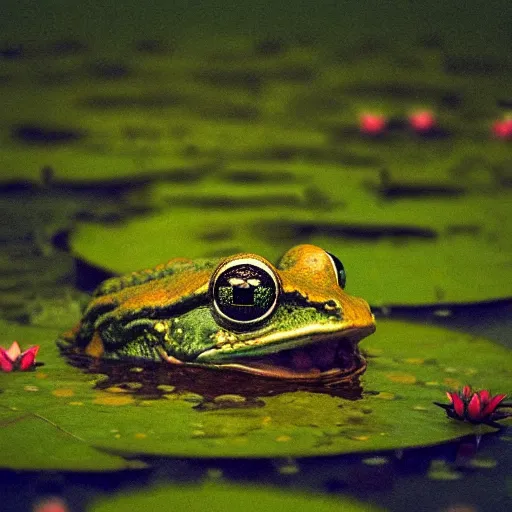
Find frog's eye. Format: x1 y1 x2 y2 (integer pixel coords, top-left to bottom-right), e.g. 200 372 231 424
211 257 280 329
326 252 346 289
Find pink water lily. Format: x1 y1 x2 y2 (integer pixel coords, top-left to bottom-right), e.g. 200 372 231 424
435 385 511 428
359 113 387 135
0 341 39 372
408 110 437 134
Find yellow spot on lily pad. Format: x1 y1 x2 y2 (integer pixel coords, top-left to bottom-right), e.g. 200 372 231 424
350 435 369 441
52 388 74 398
413 405 428 411
262 416 272 425
24 385 39 392
35 372 48 379
404 358 425 365
375 392 395 400
134 433 147 439
443 378 461 387
386 373 417 384
105 386 130 394
425 381 440 386
276 435 292 442
365 348 383 356
68 401 84 406
93 395 134 406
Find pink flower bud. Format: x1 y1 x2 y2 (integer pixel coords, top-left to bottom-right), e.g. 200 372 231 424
360 113 387 135
492 118 512 139
409 110 436 133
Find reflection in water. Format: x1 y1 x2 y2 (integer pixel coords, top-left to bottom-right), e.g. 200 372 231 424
63 353 364 407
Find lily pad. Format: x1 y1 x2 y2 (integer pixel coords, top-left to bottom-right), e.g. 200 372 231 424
0 321 141 471
1 318 510 469
0 408 137 471
70 202 512 305
90 482 384 512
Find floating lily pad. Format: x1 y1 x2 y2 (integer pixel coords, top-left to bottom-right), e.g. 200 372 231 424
0 408 137 471
0 322 141 471
90 482 384 512
70 201 512 305
1 318 510 470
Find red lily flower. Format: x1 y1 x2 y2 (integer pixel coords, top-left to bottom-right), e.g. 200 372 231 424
360 113 387 135
0 341 39 372
435 385 511 428
408 110 437 134
492 117 512 139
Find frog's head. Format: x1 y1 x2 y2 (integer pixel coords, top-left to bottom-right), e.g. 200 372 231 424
66 244 375 385
190 244 376 383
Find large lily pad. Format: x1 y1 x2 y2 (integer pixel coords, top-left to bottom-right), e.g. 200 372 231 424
70 201 512 305
90 481 384 512
1 318 510 470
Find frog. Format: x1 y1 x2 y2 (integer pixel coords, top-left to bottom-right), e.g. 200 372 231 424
58 244 376 384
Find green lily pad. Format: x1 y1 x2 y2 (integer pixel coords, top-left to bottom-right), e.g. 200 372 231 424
1 318 510 470
0 321 141 471
0 408 137 471
70 200 512 305
89 481 384 512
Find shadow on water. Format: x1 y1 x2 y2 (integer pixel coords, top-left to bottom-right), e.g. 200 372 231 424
63 353 364 407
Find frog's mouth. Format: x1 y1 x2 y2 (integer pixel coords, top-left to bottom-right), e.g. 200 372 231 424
191 326 374 383
210 338 365 382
